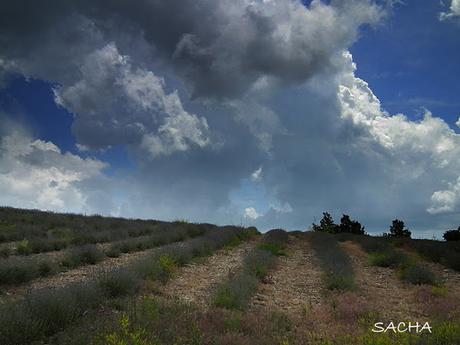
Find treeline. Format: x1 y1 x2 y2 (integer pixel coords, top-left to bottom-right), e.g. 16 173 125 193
312 212 460 241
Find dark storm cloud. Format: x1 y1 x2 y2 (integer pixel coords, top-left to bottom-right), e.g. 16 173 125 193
2 0 460 236
0 0 382 99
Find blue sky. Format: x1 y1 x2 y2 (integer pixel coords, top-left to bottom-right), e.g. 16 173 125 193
351 0 460 126
0 0 459 237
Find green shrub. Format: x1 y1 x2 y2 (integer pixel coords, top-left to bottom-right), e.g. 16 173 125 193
213 271 258 310
16 239 32 255
0 283 104 345
257 242 286 256
98 269 141 298
401 265 438 286
213 246 277 310
37 260 55 277
105 246 122 258
308 232 356 292
0 258 38 285
327 274 356 291
368 250 410 268
61 245 105 268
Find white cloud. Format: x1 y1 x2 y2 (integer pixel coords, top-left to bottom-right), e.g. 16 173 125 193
336 50 460 216
456 117 460 128
427 181 460 214
270 201 293 214
244 207 261 220
0 130 107 213
440 0 460 19
54 43 211 157
251 167 263 182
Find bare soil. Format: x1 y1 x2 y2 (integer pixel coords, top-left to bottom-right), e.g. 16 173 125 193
159 240 257 308
341 241 426 321
249 236 324 314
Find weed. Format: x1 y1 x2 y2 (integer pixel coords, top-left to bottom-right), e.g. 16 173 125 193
16 239 32 255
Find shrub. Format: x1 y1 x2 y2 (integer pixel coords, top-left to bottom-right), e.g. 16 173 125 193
154 255 179 283
214 271 259 310
257 242 286 256
0 282 104 345
213 245 277 310
37 260 55 277
61 245 105 268
368 250 410 268
0 257 39 285
308 231 355 291
16 239 33 255
98 269 141 298
0 246 11 258
401 265 438 286
105 246 122 258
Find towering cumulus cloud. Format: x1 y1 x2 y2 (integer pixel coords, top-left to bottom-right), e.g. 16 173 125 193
0 0 459 234
0 120 107 213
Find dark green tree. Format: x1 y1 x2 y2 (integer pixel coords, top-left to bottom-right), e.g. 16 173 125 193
338 214 365 235
443 226 460 241
312 212 338 233
387 219 411 238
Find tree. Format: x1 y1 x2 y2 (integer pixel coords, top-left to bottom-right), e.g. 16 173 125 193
387 219 411 238
312 212 338 233
338 214 366 235
443 227 460 241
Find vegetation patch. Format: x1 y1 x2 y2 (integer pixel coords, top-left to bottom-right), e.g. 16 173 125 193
0 225 255 345
308 231 356 292
61 245 105 268
213 229 287 310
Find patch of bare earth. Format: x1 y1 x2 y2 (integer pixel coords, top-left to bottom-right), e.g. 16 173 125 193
160 240 257 308
341 241 425 321
249 236 323 314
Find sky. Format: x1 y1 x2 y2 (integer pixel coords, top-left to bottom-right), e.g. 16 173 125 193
0 0 459 238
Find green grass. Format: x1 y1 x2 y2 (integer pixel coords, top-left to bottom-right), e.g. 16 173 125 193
257 242 286 256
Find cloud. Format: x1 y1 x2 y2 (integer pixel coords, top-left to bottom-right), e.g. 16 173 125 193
244 207 261 220
2 0 460 235
251 167 263 182
54 43 211 156
427 179 460 214
0 0 383 100
0 123 108 213
440 0 460 20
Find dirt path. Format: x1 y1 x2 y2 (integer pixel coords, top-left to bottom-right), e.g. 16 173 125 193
249 236 323 314
341 241 426 321
160 240 257 308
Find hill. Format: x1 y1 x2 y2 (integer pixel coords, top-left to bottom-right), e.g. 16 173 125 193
0 207 459 345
